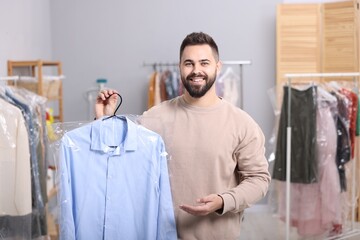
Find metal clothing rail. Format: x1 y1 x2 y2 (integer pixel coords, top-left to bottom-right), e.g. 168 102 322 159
43 75 66 80
0 76 19 81
284 72 360 240
142 60 252 109
1 75 66 90
0 75 65 82
0 76 19 86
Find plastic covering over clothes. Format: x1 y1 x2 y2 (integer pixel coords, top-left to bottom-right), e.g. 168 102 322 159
268 81 359 239
0 86 49 239
216 67 241 106
273 85 318 183
50 115 177 240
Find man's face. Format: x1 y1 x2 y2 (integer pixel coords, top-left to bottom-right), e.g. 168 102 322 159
179 44 219 98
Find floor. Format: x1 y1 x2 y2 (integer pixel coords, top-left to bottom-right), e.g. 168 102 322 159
240 205 360 240
46 204 360 240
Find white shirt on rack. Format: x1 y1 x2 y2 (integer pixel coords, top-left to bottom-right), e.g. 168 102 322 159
0 98 31 216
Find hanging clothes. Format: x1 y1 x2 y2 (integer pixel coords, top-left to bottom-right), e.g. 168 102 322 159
273 85 318 183
154 72 161 106
216 67 240 106
338 88 358 159
58 116 177 240
0 85 48 239
273 82 360 238
10 87 49 204
326 81 359 192
0 97 32 239
331 91 351 192
160 70 178 101
277 87 342 237
147 71 157 109
147 68 181 108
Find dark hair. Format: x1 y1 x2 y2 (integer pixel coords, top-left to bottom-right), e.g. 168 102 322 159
179 32 219 61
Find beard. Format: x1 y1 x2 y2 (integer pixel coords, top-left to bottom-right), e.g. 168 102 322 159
181 71 217 98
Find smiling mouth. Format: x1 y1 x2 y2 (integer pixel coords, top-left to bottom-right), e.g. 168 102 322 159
190 77 204 82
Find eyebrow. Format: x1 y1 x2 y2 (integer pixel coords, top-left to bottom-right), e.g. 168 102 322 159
199 59 210 63
182 59 211 63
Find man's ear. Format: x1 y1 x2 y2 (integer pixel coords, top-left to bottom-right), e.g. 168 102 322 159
216 61 223 75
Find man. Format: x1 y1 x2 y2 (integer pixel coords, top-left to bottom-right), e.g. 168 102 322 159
96 32 271 239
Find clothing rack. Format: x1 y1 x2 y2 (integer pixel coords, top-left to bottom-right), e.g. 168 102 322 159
284 72 360 240
142 60 252 109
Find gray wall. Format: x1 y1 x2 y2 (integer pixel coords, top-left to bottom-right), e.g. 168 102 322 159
0 0 52 75
50 0 281 156
0 1 283 158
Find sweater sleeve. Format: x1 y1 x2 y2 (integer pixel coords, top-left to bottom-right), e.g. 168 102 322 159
220 121 271 214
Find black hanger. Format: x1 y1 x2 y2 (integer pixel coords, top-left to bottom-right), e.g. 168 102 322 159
102 93 123 121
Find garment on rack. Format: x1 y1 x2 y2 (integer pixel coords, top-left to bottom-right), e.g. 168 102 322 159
160 70 170 102
148 72 156 108
59 117 177 240
273 85 318 183
10 87 49 204
0 97 32 239
160 70 178 101
356 97 360 136
216 67 240 106
154 72 161 106
331 91 351 192
338 88 358 159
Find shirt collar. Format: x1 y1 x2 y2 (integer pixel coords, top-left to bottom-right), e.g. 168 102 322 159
90 116 138 154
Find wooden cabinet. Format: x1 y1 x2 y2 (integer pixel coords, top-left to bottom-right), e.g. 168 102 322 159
7 60 64 122
276 0 358 85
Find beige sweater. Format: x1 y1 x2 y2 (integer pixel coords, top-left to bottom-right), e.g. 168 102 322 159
141 96 271 240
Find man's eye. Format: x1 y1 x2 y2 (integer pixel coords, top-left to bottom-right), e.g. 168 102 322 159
201 62 209 66
185 62 193 66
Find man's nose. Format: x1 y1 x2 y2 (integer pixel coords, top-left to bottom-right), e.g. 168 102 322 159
193 64 201 74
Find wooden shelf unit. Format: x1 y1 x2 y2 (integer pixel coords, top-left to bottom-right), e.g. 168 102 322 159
7 60 64 122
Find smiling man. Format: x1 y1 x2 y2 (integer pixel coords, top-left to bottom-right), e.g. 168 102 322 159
96 32 271 239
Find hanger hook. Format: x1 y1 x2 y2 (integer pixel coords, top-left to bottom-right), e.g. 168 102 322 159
112 93 123 115
102 93 123 121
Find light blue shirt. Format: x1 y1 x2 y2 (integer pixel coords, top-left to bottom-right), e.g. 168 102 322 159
59 116 177 240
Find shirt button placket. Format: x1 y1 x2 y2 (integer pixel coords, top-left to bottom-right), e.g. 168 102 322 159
104 155 114 239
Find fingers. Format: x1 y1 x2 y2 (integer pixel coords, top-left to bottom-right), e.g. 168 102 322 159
98 89 119 101
179 194 223 216
197 194 218 204
179 204 209 216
